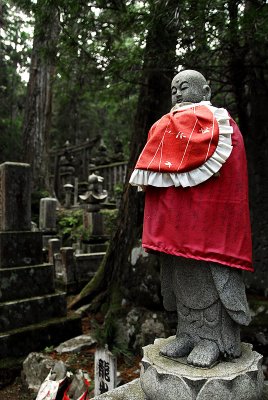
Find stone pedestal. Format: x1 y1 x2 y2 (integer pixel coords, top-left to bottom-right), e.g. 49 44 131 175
140 337 264 400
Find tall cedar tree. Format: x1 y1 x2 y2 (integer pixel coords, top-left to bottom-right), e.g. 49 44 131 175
70 0 179 311
21 1 60 191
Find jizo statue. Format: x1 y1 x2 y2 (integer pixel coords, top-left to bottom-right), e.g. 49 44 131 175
130 70 253 368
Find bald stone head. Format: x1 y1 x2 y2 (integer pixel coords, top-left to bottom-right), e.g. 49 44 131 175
171 70 211 106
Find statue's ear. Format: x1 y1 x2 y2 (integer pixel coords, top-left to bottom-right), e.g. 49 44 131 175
202 84 211 101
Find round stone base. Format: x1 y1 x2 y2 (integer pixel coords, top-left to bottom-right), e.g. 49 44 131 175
140 336 264 400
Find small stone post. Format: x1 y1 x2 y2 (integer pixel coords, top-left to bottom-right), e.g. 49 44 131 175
64 183 73 209
60 247 75 284
48 238 61 265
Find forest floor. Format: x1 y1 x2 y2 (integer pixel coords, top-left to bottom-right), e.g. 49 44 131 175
0 314 142 400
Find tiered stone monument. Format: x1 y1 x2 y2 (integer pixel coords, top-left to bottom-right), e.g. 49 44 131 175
0 162 81 359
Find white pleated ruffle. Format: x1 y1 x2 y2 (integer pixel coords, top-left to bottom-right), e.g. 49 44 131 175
129 103 233 188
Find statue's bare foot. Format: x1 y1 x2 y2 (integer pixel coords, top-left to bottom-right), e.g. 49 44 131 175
187 339 219 368
160 334 194 358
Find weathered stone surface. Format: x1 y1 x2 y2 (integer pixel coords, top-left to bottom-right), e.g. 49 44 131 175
91 378 268 400
0 314 82 358
87 243 108 253
55 334 96 354
0 162 31 231
43 235 58 251
0 263 54 302
0 292 66 331
0 231 43 268
48 238 61 264
22 352 56 391
75 253 105 283
92 212 104 236
92 378 144 400
140 337 264 400
59 247 75 284
39 197 57 232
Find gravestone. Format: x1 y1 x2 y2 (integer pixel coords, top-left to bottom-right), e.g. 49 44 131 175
39 198 57 232
48 238 61 265
0 162 31 231
94 347 117 396
0 162 82 359
54 247 77 293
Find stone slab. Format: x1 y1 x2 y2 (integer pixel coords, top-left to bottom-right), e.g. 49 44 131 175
0 231 43 268
55 334 96 354
0 292 67 331
75 252 105 282
0 162 31 231
140 336 264 400
0 314 82 358
0 263 55 302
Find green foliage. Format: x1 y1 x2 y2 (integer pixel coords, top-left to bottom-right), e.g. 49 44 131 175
100 209 119 236
0 2 32 163
43 345 54 353
57 209 84 245
91 314 132 360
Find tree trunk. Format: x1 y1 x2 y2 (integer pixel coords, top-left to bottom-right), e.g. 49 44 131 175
242 0 268 289
70 0 179 310
22 1 60 191
227 0 268 288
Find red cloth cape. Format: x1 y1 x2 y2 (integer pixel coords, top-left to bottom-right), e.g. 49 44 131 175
142 118 253 271
136 105 219 173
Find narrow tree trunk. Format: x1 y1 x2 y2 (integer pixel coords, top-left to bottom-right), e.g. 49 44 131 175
22 1 60 191
70 0 180 310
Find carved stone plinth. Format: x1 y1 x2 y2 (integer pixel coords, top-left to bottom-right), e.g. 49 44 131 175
140 337 264 400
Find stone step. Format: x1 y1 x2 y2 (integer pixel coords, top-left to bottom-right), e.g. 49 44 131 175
0 292 67 332
0 314 82 358
0 263 55 302
0 231 43 268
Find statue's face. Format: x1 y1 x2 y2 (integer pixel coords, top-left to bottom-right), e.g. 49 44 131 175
171 70 211 106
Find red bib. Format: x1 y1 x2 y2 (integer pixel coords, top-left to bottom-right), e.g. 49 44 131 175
136 105 219 173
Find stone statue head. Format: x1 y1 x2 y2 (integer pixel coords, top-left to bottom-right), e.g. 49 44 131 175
171 70 211 106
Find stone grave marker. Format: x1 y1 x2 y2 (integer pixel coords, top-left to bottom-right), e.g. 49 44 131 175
0 162 82 358
39 197 58 232
94 346 117 396
0 162 31 231
48 238 61 265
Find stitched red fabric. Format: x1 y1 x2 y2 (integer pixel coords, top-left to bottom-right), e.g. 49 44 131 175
142 118 253 271
136 105 219 173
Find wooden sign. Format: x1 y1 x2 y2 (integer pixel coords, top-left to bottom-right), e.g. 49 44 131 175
94 346 117 396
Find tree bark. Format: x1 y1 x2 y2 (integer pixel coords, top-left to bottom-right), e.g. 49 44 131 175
70 0 179 310
227 0 268 288
242 0 268 288
22 1 60 191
